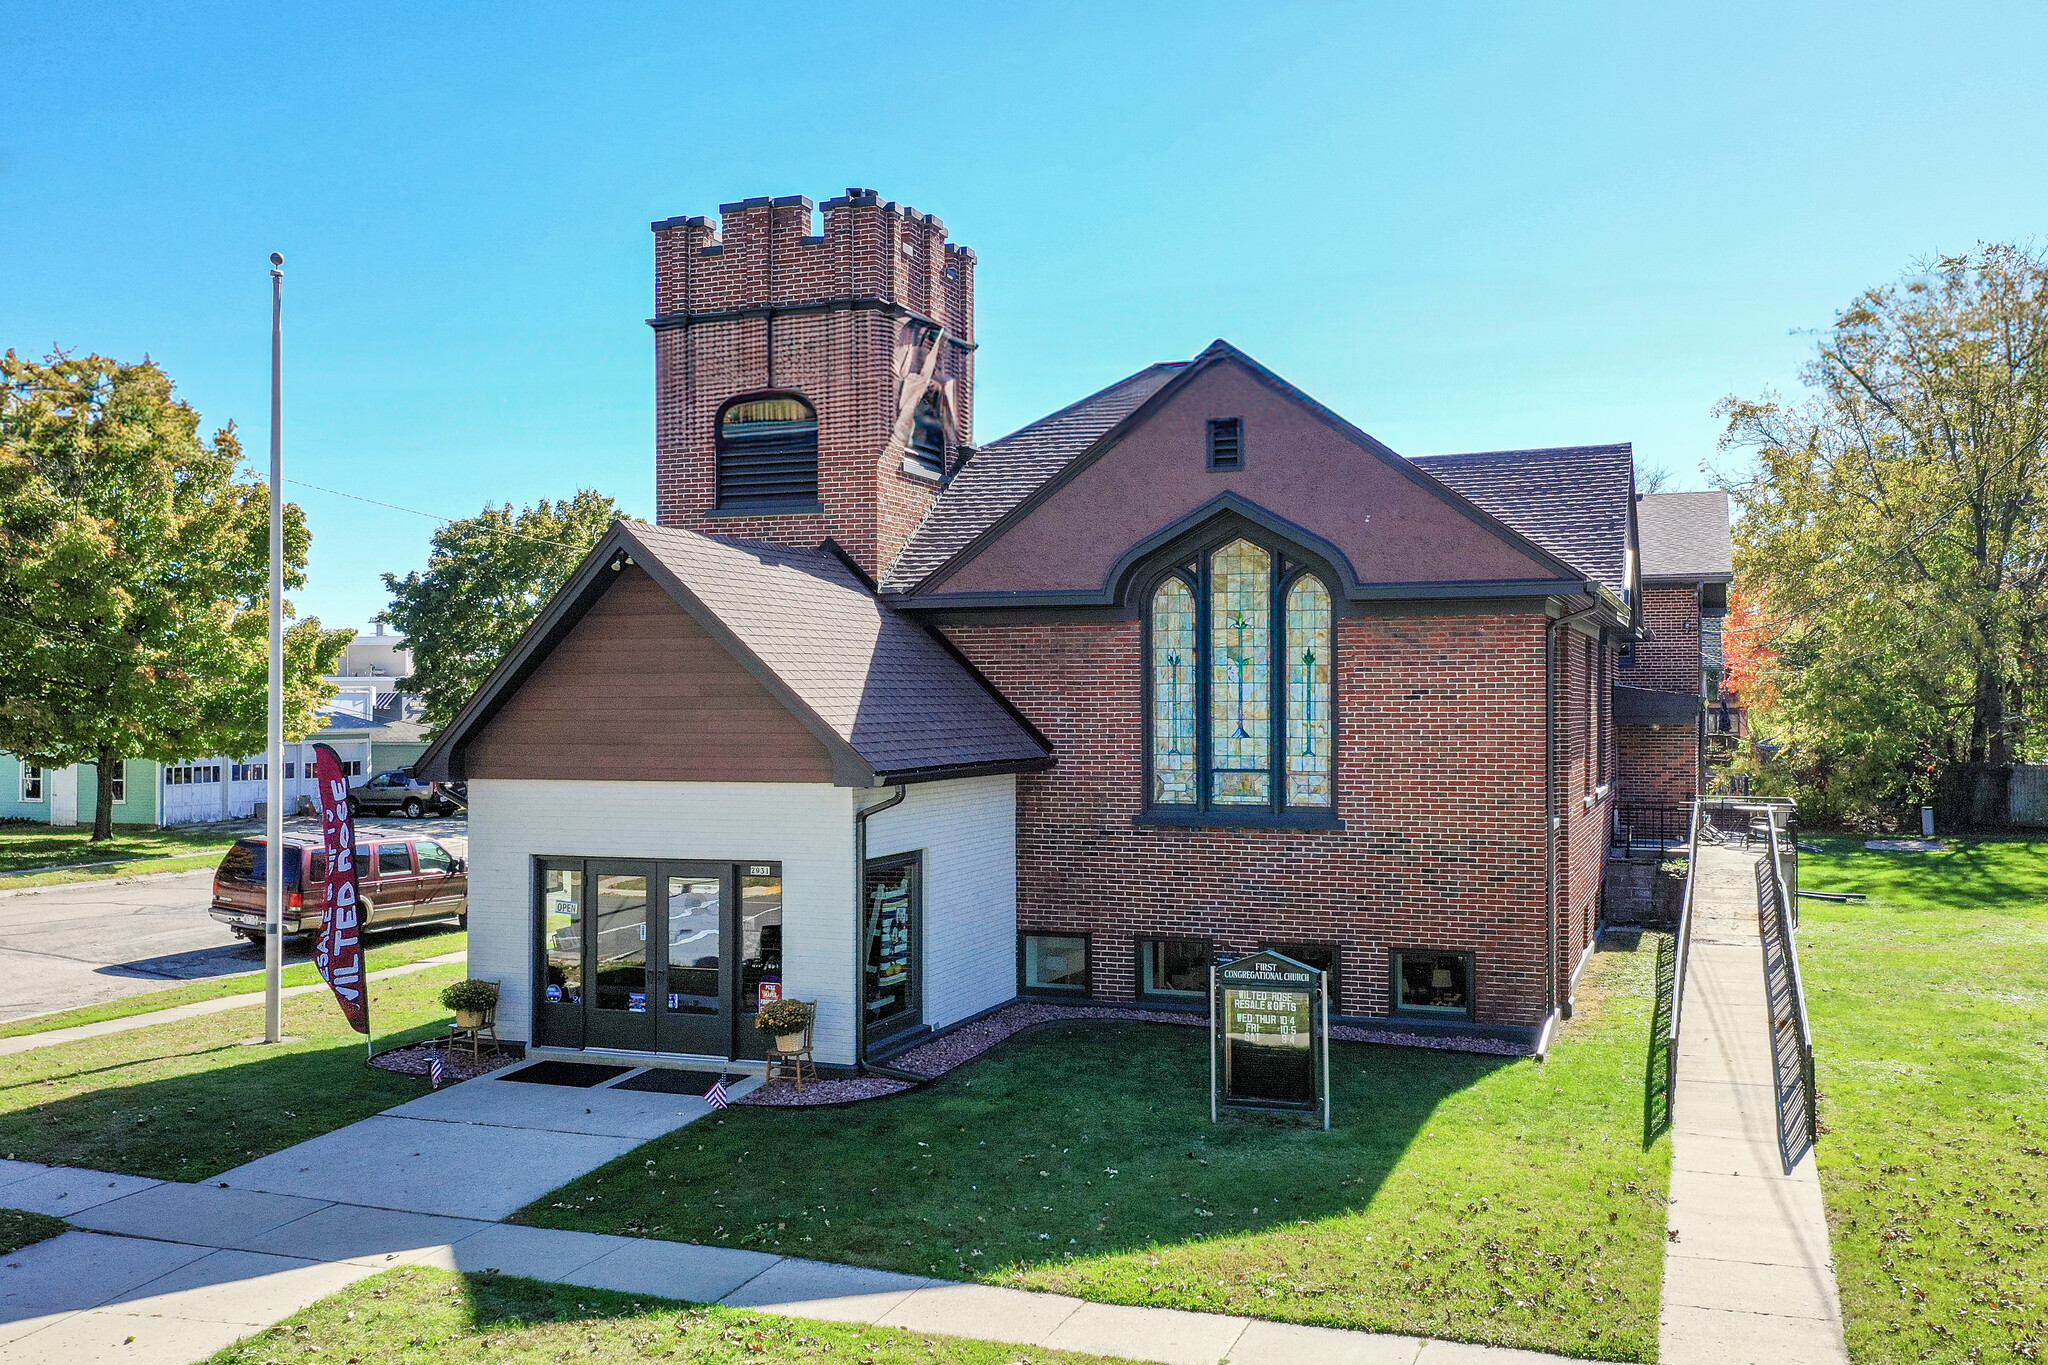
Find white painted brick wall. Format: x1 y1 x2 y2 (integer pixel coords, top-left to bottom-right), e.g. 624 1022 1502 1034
464 780 859 1062
866 774 1018 1032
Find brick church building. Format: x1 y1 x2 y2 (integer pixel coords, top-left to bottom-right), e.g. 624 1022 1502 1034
419 190 1729 1069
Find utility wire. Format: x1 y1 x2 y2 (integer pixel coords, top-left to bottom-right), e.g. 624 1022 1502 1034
286 478 591 550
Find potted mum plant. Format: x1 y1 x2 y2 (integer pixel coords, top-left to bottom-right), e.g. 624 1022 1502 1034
754 997 815 1052
440 978 500 1029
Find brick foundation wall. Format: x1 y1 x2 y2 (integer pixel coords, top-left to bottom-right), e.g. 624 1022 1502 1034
1619 724 1700 804
651 191 974 578
945 612 1586 1031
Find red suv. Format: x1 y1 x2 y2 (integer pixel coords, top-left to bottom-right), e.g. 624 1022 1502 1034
209 835 469 943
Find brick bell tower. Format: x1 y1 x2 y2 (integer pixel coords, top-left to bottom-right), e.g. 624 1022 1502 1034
650 189 976 579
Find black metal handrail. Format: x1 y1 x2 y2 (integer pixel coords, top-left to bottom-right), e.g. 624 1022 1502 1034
1665 797 1703 1113
1762 806 1820 1155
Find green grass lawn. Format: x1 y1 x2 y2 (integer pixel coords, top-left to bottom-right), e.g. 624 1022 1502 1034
0 1207 67 1257
0 926 466 1040
206 1266 1142 1365
0 822 244 885
1796 834 2048 1365
0 961 461 1180
518 936 1672 1362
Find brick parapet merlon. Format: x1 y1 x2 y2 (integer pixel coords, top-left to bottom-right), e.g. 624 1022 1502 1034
650 189 975 359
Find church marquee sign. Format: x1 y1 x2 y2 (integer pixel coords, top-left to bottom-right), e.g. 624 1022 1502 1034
1210 949 1330 1130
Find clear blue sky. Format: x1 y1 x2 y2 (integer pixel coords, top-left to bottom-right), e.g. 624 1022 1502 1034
6 2 2044 631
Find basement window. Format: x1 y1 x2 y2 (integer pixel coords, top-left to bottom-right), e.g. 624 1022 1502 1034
1020 933 1090 995
1138 937 1211 1000
1392 950 1473 1020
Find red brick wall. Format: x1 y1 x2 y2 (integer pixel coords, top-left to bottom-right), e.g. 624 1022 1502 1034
1632 584 1702 695
945 611 1582 1030
1555 627 1615 1003
651 192 974 578
1619 724 1700 804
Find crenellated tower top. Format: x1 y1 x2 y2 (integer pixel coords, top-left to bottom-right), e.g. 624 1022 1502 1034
650 190 976 578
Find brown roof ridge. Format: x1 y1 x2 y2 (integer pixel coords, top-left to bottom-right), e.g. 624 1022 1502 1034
976 360 1191 450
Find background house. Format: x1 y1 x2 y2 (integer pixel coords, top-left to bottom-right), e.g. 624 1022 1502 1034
0 626 414 828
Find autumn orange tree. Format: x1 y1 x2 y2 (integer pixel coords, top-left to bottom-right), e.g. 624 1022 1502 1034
1721 244 2048 812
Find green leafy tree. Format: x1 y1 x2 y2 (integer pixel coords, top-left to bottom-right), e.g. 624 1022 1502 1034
1721 244 2048 812
0 350 351 839
380 492 620 735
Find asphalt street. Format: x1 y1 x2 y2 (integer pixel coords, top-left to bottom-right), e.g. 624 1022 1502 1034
0 816 467 1025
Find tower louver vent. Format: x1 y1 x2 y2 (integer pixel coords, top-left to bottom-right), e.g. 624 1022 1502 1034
719 394 819 506
1208 418 1242 471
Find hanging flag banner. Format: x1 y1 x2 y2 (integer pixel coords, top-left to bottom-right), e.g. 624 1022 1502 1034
311 742 369 1035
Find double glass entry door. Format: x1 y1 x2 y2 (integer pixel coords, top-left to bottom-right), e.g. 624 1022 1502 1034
535 858 783 1058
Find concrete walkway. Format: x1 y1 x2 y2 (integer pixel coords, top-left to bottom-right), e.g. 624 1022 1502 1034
1659 840 1849 1364
0 952 467 1058
0 1063 1583 1365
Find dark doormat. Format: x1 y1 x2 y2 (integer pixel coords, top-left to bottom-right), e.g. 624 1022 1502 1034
610 1068 729 1096
500 1060 634 1088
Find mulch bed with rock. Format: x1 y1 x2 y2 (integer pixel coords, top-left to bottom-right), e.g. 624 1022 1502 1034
369 1041 520 1084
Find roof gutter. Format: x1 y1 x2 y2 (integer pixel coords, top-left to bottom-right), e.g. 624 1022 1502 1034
1541 596 1603 1059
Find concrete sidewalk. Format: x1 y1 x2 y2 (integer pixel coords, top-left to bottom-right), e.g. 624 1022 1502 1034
1659 841 1848 1364
0 952 467 1058
1 1156 1583 1365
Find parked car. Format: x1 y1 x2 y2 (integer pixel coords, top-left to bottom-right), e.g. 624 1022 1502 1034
347 769 463 819
209 835 468 942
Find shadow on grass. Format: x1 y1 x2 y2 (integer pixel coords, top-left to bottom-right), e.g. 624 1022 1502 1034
0 1020 444 1182
1641 929 1675 1149
1804 831 2048 911
521 1018 1518 1270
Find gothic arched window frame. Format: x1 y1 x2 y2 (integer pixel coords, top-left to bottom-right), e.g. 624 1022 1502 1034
1141 528 1338 828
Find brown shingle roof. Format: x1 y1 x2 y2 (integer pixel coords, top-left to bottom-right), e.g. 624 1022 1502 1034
1410 444 1635 596
1636 490 1734 581
881 362 1188 593
627 523 1050 779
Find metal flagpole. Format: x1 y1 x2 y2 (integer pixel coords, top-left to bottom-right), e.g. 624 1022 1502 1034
263 252 286 1045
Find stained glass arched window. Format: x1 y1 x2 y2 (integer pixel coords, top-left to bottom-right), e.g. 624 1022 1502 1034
1209 540 1273 805
1144 535 1334 819
1285 575 1333 806
1150 576 1198 805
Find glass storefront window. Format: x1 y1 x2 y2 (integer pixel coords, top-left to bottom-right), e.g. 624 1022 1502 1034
1139 937 1210 998
739 871 784 1014
593 874 649 1013
1022 934 1088 993
863 856 918 1034
541 867 584 1006
665 875 722 1014
1394 950 1472 1017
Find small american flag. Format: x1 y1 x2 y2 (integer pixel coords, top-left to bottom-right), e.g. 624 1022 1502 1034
429 1051 446 1090
704 1075 729 1110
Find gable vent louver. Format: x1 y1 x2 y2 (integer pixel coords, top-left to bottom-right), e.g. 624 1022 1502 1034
1207 418 1243 471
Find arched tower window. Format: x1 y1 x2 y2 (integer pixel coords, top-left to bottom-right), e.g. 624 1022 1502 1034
908 391 946 477
1147 533 1334 818
718 393 818 509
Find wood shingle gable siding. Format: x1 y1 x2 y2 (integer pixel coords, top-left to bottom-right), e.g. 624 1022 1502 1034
464 567 836 784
